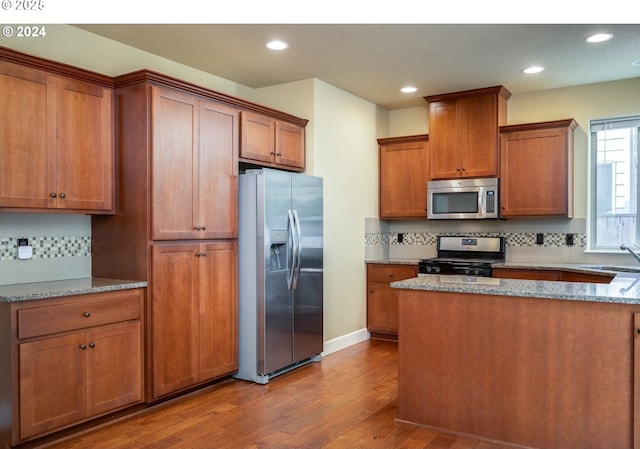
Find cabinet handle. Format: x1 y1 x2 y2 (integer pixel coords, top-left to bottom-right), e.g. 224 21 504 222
89 342 95 348
50 192 57 198
80 344 87 350
59 193 66 199
84 312 91 317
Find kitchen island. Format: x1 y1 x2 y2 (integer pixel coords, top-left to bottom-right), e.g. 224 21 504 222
392 268 640 449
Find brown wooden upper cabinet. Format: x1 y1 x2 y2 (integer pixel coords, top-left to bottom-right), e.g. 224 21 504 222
425 86 510 180
151 86 239 240
499 119 576 217
240 111 306 171
0 58 114 213
378 134 429 219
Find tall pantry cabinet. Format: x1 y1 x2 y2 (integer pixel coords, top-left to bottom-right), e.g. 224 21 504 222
91 71 239 400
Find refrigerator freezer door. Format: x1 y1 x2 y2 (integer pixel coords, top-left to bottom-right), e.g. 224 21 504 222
260 169 294 375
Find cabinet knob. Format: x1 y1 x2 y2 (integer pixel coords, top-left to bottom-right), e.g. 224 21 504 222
389 273 394 278
276 153 282 157
80 344 87 350
89 342 95 348
196 252 207 257
59 192 66 198
270 152 276 156
84 312 91 317
50 192 57 198
201 225 206 231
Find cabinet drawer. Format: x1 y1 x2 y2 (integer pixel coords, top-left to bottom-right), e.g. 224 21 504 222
18 289 143 340
367 264 417 283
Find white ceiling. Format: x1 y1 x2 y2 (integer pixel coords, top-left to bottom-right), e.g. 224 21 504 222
76 24 640 110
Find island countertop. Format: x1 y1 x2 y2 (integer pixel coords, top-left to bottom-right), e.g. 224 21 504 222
391 263 640 305
0 277 147 303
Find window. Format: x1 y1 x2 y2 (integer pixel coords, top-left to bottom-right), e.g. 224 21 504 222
589 116 640 250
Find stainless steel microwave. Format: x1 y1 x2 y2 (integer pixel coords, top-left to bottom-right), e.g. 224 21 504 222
427 178 499 219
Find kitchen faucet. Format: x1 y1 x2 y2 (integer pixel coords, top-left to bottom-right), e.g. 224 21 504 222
620 243 640 264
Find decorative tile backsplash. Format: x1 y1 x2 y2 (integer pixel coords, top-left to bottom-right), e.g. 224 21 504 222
0 236 91 261
365 231 586 248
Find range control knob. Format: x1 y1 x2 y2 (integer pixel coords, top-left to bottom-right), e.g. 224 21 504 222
474 268 481 275
434 266 441 273
426 266 433 273
464 268 471 275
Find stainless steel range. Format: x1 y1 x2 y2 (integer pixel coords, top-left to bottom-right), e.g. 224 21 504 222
419 236 505 277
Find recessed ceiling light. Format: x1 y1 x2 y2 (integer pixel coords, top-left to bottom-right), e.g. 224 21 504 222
266 40 289 50
586 33 613 43
401 86 418 93
523 66 545 74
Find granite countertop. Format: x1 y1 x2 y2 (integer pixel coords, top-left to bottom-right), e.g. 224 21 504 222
391 263 640 305
0 278 148 303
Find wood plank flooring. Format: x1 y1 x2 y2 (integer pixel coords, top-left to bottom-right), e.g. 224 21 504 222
43 340 519 449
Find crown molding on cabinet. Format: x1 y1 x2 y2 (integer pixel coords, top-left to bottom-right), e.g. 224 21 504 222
0 46 113 88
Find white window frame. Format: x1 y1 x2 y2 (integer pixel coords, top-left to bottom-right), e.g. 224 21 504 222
588 115 640 251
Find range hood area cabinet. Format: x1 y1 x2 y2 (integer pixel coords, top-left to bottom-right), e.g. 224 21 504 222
425 86 511 180
499 119 577 218
240 110 307 172
0 48 114 214
378 134 429 219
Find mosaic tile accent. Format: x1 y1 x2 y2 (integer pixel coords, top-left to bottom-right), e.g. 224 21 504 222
0 236 91 261
366 232 587 248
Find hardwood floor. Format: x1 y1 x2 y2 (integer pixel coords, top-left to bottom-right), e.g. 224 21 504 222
44 340 518 449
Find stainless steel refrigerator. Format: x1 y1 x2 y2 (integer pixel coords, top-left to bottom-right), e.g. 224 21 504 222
235 168 323 384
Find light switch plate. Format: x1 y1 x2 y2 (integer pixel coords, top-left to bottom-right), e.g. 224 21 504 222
17 245 33 260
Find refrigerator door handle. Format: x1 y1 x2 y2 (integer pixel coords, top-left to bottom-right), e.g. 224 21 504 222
292 209 303 289
287 209 298 290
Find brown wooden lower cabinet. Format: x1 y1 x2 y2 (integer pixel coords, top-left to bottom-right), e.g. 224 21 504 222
150 240 238 399
1 288 144 447
366 263 418 340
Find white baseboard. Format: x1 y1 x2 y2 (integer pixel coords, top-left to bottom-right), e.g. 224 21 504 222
322 328 370 356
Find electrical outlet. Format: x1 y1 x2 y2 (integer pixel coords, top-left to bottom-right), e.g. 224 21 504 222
565 234 574 246
17 238 33 260
397 233 404 243
536 233 544 245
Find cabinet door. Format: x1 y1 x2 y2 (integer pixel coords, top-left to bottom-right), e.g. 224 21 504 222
379 138 429 218
367 282 400 334
198 240 238 380
198 101 239 239
0 61 55 208
54 76 113 211
151 86 199 240
86 321 143 416
459 94 498 178
275 120 305 169
19 333 87 439
429 101 460 179
151 243 200 398
500 126 571 217
240 111 274 163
